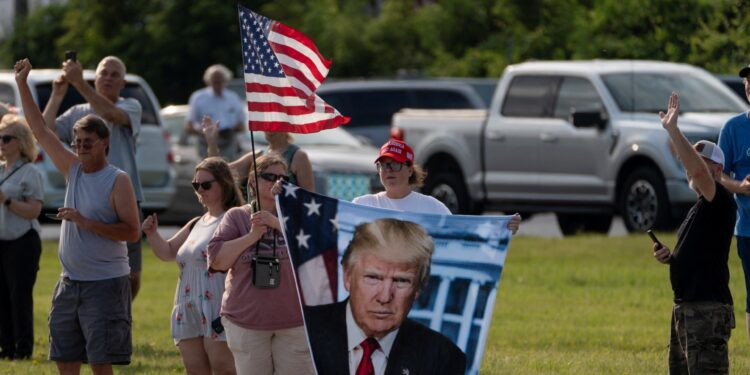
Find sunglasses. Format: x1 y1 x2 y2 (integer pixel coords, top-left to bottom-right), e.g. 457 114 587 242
376 161 406 172
191 180 216 191
259 172 289 183
0 135 17 144
70 138 101 150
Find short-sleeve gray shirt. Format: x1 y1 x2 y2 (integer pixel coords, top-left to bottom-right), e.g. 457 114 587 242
55 98 143 202
0 159 44 240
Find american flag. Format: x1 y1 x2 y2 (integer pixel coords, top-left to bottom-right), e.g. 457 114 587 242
238 5 350 133
276 183 340 305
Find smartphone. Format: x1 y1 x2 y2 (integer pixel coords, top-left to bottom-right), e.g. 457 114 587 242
45 213 63 221
64 50 77 62
646 229 662 247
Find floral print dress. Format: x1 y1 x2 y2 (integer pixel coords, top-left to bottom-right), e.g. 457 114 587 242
171 214 226 344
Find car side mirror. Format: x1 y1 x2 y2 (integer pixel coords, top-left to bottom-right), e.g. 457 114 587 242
570 110 607 129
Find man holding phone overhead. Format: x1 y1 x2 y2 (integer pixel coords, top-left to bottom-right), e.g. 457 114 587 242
40 53 145 300
653 92 736 375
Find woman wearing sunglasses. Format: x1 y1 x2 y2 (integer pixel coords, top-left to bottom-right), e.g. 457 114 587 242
0 115 44 360
207 154 314 375
354 139 521 233
142 157 243 375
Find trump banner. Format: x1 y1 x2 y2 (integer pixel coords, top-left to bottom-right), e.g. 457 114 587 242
277 183 514 375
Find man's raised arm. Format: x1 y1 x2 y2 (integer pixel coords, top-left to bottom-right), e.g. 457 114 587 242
41 74 69 132
660 92 716 200
14 59 77 178
63 60 130 126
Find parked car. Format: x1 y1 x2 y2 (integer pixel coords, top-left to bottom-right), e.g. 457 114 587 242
227 78 487 146
392 60 748 234
717 74 749 104
159 105 383 223
0 69 176 214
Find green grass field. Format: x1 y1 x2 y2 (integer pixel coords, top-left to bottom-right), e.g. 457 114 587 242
2 233 750 374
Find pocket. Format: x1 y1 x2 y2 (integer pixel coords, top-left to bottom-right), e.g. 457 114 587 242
106 318 131 356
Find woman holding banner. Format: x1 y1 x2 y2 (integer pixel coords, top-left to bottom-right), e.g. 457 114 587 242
207 154 314 375
355 139 521 233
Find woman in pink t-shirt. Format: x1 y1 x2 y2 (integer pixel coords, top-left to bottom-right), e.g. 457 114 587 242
207 154 314 375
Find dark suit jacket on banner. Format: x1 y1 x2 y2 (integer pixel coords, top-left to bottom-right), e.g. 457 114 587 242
304 300 466 375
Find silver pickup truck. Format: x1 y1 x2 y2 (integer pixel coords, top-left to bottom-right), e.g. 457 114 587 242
391 60 748 234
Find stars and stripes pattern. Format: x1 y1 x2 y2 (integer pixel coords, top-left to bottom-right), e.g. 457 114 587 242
238 5 350 133
277 183 340 305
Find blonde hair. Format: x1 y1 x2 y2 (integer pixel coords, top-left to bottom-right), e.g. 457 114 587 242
0 115 38 162
409 164 427 187
342 218 434 288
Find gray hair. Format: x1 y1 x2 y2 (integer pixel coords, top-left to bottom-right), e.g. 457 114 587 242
96 56 127 76
203 64 233 85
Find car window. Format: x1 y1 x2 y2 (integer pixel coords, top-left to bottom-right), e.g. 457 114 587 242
35 82 160 125
501 75 559 117
553 77 603 120
0 83 14 105
602 72 745 113
319 90 411 127
411 89 473 109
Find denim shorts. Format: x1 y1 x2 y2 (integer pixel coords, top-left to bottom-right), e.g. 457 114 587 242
48 275 132 364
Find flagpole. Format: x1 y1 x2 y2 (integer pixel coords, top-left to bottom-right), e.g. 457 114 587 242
249 126 262 212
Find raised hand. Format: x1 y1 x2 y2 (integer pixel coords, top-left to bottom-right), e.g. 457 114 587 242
51 75 69 98
201 115 220 143
659 91 680 131
13 59 32 83
62 60 84 87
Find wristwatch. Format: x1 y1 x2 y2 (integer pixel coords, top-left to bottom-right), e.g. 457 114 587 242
4 198 10 207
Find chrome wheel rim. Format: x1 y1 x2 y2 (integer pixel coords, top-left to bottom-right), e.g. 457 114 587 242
625 179 658 230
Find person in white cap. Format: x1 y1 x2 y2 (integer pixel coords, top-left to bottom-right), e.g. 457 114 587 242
654 92 736 374
718 63 750 344
353 139 521 234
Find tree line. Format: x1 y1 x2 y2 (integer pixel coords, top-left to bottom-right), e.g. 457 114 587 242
2 0 748 105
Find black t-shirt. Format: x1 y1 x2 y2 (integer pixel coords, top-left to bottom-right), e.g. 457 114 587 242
670 181 736 305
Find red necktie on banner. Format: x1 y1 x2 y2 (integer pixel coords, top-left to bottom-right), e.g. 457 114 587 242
356 337 379 375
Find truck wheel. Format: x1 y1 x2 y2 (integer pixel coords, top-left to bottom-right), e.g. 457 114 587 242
618 167 671 232
423 172 472 214
556 213 613 236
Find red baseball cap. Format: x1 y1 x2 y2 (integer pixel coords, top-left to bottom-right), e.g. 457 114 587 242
376 139 414 164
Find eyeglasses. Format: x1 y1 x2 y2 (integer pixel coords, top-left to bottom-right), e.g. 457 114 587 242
191 180 216 191
376 161 406 172
259 173 289 183
0 135 17 144
70 138 101 150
